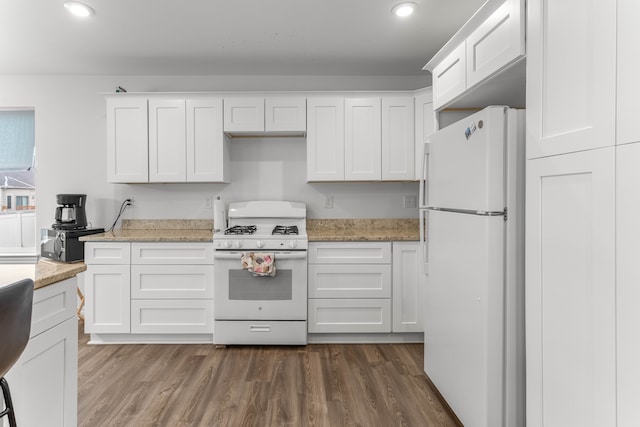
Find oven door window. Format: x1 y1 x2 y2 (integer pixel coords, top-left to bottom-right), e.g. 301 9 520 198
228 270 293 301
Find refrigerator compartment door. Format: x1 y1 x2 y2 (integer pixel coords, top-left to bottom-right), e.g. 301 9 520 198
426 106 506 212
424 209 505 427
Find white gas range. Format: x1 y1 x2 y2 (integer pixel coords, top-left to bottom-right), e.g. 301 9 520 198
213 201 308 345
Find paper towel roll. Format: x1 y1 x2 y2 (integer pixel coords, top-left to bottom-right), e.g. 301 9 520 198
213 199 226 233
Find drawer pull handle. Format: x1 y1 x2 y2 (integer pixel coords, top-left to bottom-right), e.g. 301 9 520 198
249 325 271 333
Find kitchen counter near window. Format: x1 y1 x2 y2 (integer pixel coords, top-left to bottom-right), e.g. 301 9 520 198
78 218 420 243
0 259 86 288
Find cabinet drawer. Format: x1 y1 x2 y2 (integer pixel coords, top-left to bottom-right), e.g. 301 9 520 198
131 243 214 264
31 276 77 338
131 265 214 299
131 300 214 334
214 320 307 345
308 299 391 333
432 42 466 110
466 0 524 88
84 242 131 264
308 264 391 298
308 242 391 264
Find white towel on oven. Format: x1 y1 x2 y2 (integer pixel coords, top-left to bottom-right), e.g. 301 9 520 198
241 252 276 277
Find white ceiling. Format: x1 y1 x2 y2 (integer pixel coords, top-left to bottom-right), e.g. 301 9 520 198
0 0 486 76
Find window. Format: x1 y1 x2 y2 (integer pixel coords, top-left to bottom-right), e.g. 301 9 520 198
0 110 35 170
16 196 28 209
6 195 11 210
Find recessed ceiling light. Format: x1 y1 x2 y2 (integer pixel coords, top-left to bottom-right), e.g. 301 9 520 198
64 1 95 17
391 2 416 17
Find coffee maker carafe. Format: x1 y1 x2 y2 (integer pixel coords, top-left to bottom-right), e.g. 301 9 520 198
52 194 88 230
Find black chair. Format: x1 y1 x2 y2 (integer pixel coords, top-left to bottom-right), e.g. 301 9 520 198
0 278 34 427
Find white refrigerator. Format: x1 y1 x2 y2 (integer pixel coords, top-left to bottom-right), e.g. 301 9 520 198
419 106 525 427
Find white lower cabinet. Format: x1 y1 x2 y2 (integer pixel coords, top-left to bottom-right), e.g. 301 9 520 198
4 278 78 427
392 242 422 333
84 242 214 341
308 241 421 335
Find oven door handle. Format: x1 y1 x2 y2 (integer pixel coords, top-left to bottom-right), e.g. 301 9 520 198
213 251 307 260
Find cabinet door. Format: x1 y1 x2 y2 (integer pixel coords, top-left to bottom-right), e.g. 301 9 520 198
106 97 148 183
223 97 264 133
466 0 524 88
345 98 381 181
84 265 131 334
617 0 640 146
526 148 616 427
392 242 422 333
414 91 434 180
306 98 345 181
148 98 186 182
526 0 616 158
265 97 306 133
381 97 414 181
616 142 640 427
186 98 228 182
5 316 77 427
432 42 466 110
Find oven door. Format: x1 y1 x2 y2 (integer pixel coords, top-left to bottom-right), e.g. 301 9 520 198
213 250 307 320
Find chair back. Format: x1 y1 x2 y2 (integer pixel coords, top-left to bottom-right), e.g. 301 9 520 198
0 279 34 378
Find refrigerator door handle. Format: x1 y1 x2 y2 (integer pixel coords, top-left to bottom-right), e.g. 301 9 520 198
419 144 430 208
420 209 428 276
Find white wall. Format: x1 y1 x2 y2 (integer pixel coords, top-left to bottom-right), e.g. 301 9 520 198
0 75 428 232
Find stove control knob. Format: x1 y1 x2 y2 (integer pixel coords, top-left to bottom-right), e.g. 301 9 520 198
234 240 243 249
288 240 298 249
223 241 232 249
256 241 265 249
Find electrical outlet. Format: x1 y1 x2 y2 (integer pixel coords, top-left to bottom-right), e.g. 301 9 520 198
126 197 134 208
204 197 212 209
403 195 417 208
324 195 334 209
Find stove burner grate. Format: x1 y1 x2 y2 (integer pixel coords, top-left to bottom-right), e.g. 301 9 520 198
272 225 299 235
225 225 257 235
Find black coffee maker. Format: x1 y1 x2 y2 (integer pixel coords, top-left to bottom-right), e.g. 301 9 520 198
52 194 88 230
42 194 104 262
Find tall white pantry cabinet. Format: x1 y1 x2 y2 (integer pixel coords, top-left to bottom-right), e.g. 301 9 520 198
526 0 639 426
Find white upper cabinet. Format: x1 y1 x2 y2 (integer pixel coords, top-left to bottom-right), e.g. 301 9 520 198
265 97 306 133
306 97 345 181
431 43 467 110
466 0 524 87
224 96 306 135
106 97 149 183
149 98 187 182
526 0 616 158
223 97 264 133
425 0 525 111
345 98 381 181
382 97 414 181
617 0 640 146
186 98 229 182
414 89 434 180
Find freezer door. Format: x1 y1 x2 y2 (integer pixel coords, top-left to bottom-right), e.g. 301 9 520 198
424 209 506 427
426 106 506 212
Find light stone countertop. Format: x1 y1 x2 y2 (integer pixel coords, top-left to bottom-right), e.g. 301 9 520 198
0 259 86 289
79 218 420 243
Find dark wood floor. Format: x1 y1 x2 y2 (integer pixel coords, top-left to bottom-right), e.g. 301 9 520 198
78 323 460 427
